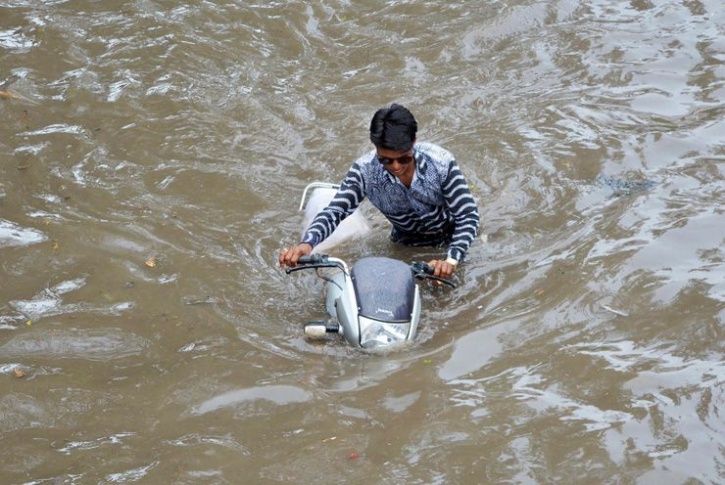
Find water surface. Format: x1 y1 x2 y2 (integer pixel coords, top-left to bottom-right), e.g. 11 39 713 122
1 0 723 482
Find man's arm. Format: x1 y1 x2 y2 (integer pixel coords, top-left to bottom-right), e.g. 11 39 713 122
442 160 479 262
427 160 479 279
300 162 366 247
280 163 366 267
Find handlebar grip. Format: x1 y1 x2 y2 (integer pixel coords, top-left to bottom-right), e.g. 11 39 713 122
411 261 434 275
284 253 336 274
298 254 327 265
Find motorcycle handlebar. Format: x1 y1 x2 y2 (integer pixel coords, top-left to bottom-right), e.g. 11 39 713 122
285 256 456 288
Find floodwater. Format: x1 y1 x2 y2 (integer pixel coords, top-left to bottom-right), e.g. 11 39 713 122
1 0 723 483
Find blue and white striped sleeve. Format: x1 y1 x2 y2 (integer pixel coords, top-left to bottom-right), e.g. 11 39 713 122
301 163 366 248
442 160 479 261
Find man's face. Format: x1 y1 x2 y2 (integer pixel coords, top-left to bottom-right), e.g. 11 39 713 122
376 146 415 181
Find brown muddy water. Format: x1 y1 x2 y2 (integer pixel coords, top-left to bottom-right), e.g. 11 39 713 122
1 1 724 483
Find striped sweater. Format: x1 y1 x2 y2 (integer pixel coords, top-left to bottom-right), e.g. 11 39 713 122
301 142 479 262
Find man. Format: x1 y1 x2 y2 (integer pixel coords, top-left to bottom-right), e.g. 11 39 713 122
279 103 479 279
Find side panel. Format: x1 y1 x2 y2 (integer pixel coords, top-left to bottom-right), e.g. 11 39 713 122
325 271 346 317
336 268 361 346
336 296 359 346
407 284 421 340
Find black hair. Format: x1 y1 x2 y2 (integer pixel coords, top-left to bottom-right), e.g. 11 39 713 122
369 103 418 151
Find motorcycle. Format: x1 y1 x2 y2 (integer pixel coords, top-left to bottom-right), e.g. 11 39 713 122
285 182 455 349
286 254 454 349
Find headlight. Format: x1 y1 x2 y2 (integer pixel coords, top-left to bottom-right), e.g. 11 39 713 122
359 316 411 349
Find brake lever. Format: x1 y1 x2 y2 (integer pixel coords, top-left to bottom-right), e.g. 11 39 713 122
284 262 340 274
423 274 457 288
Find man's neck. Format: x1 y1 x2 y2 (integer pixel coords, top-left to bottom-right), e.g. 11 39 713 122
398 168 415 188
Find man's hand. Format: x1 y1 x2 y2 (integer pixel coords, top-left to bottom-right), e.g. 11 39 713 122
427 258 457 280
279 243 313 268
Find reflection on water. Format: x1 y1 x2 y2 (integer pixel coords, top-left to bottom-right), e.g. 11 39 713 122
0 219 47 248
1 0 723 482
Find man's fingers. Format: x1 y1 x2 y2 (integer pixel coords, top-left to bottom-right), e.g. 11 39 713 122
440 263 453 279
439 262 450 278
279 244 312 268
428 259 444 278
279 248 289 266
289 246 308 266
426 259 455 280
279 247 296 267
427 259 440 277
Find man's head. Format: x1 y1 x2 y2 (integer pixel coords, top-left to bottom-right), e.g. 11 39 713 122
369 103 417 151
